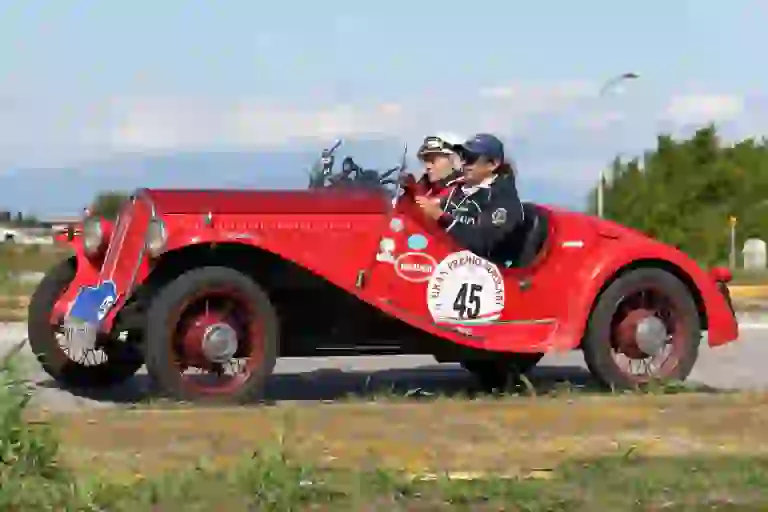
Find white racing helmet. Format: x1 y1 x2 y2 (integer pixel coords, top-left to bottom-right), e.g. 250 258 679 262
417 132 465 159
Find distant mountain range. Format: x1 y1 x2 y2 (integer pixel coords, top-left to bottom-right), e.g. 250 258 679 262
0 138 587 217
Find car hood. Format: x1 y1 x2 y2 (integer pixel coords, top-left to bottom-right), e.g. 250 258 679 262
140 188 390 215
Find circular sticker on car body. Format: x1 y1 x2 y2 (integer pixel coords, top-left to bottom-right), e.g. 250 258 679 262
426 251 505 325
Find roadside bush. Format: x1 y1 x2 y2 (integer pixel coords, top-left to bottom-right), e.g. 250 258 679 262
0 342 77 509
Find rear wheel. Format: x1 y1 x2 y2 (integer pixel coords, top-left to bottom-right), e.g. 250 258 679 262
144 266 278 404
582 267 701 389
461 353 544 391
27 257 143 389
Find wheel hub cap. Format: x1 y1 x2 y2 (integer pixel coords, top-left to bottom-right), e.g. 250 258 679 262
201 323 238 363
62 317 98 351
635 316 668 356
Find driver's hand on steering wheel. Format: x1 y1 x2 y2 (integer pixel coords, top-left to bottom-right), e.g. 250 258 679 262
415 196 443 220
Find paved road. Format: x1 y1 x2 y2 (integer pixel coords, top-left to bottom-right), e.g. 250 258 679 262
0 322 766 412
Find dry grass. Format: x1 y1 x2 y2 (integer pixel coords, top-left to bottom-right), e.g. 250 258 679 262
732 269 768 285
34 391 768 483
0 243 70 274
0 244 70 320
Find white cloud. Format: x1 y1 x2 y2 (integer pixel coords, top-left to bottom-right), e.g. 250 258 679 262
99 97 406 153
6 78 738 171
663 93 744 126
573 110 626 131
107 98 220 151
86 82 595 156
228 101 404 147
475 79 601 135
479 79 594 101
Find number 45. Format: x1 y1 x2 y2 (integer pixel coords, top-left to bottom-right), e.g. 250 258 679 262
453 283 482 319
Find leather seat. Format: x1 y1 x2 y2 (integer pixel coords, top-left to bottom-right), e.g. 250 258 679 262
490 202 549 268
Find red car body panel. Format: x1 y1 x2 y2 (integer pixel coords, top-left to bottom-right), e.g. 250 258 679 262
54 186 738 354
50 232 103 324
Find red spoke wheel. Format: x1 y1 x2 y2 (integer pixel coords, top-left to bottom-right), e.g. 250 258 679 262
28 257 143 389
144 266 278 404
582 267 701 389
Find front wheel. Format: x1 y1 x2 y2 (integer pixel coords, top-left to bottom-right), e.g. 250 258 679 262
144 266 279 404
27 257 144 389
582 267 701 390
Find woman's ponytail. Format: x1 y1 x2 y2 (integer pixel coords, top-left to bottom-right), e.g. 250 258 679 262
495 161 516 177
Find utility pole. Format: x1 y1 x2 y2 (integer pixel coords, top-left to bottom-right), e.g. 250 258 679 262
595 72 639 219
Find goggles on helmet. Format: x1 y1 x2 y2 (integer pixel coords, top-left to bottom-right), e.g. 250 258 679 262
417 136 457 158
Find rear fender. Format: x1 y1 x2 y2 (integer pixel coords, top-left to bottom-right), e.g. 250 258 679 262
551 240 738 351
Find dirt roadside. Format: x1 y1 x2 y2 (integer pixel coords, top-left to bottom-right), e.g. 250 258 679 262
32 391 768 483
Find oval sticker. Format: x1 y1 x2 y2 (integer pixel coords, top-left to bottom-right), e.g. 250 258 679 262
394 252 437 283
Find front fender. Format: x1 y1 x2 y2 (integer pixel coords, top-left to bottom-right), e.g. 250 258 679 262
162 227 261 251
49 235 103 324
555 237 738 350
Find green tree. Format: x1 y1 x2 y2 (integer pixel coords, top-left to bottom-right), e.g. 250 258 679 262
587 124 768 265
90 192 130 219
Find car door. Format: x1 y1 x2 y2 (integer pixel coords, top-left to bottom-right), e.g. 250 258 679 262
363 200 561 348
363 201 510 324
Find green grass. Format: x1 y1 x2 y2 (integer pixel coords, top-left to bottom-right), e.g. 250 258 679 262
8 453 764 511
7 436 768 510
1 346 766 510
731 269 768 285
0 244 69 321
0 275 38 297
0 243 70 275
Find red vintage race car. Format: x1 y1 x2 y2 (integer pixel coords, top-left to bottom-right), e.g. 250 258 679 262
27 141 739 403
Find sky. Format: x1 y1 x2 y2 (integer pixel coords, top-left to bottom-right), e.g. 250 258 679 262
0 0 767 202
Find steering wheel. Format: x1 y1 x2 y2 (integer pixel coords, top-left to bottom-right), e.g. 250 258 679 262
342 156 361 179
311 153 405 194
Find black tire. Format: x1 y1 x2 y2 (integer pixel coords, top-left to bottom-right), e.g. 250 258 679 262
27 257 144 388
461 353 544 391
144 266 278 404
582 267 700 389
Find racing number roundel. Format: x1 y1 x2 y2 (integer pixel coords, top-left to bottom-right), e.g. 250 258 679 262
427 251 505 325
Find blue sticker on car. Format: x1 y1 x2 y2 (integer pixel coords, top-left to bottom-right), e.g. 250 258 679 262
407 234 428 251
67 280 118 324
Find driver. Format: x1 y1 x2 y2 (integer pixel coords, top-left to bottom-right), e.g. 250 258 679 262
405 132 464 198
415 133 524 257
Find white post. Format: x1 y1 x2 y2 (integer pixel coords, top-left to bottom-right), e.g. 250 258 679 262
729 216 737 269
597 169 604 218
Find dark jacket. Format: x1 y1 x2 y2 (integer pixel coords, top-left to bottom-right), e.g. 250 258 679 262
436 171 524 256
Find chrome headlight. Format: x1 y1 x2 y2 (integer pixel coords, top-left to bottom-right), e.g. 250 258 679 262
146 218 167 256
82 217 104 255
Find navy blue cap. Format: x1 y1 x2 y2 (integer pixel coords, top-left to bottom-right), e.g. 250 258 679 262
460 133 505 161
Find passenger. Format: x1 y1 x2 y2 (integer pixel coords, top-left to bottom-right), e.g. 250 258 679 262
403 133 464 198
415 133 524 257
